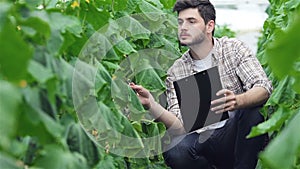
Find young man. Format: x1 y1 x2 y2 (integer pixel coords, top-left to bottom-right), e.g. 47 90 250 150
130 0 272 168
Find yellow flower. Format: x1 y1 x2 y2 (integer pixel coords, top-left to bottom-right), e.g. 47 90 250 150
19 80 27 88
71 1 79 9
85 0 90 3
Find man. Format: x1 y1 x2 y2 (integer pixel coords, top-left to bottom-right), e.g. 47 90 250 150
130 0 272 168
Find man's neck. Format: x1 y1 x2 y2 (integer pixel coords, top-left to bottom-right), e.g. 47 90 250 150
189 38 214 60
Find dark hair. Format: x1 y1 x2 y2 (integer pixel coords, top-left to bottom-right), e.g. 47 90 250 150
173 0 216 26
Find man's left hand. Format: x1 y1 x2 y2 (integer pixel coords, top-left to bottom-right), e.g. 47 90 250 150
210 89 238 114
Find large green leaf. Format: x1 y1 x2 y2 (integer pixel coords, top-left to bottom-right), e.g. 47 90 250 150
248 106 293 138
260 111 300 169
266 9 300 79
0 16 32 82
111 78 146 121
79 1 110 31
266 76 296 106
0 81 21 151
34 144 89 169
116 14 152 43
139 1 162 21
18 87 64 143
29 11 82 56
79 32 119 62
0 0 181 168
66 123 100 167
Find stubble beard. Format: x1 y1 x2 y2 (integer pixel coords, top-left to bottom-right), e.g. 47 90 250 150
179 31 206 47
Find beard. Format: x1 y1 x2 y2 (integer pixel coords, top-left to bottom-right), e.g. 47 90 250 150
179 29 206 47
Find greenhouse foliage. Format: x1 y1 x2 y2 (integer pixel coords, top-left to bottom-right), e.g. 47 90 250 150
0 0 299 168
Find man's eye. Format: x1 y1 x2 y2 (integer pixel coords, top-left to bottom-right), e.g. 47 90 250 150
189 20 196 23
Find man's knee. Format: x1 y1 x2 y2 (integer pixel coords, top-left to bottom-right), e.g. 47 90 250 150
163 136 211 169
163 140 192 167
237 106 265 126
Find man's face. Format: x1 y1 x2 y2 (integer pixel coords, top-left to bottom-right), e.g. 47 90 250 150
177 8 208 46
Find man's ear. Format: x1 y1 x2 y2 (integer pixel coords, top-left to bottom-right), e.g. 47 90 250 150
206 20 215 34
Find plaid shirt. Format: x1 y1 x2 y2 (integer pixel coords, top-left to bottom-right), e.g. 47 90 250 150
166 37 273 124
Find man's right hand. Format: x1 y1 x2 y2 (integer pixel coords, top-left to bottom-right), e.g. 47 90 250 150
129 83 154 110
130 83 186 135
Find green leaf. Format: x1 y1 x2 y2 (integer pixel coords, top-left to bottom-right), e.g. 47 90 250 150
128 87 146 120
248 106 293 138
111 79 146 121
159 0 176 9
112 0 128 12
66 123 100 167
24 0 43 9
140 121 164 156
34 144 89 169
135 68 166 92
126 0 141 14
139 1 162 21
102 60 120 73
266 9 300 79
29 11 82 56
267 76 296 106
28 60 54 84
0 2 12 31
260 110 300 169
47 12 82 37
78 2 110 30
79 32 119 62
0 19 32 82
78 99 145 157
72 59 98 108
145 0 163 9
19 87 64 143
21 16 51 44
0 81 21 151
0 153 22 169
115 39 136 55
94 155 117 169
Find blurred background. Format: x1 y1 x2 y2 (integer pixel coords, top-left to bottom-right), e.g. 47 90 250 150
212 0 269 52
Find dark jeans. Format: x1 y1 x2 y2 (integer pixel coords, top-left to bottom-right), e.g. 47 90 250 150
163 107 268 169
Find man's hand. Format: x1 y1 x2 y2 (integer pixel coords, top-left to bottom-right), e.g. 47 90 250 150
211 87 269 114
210 89 238 114
129 83 155 110
130 82 186 135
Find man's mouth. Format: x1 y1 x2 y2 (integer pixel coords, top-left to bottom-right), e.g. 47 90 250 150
180 34 190 38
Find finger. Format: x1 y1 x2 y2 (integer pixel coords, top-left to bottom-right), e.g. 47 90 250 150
216 89 234 96
216 89 228 96
130 85 150 97
211 103 225 112
215 105 235 114
211 100 235 111
130 83 143 90
211 97 227 105
213 101 236 113
211 92 237 105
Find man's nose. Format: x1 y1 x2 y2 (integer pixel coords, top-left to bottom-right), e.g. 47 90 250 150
180 22 188 30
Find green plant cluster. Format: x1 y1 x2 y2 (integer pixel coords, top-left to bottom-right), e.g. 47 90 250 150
0 0 177 168
0 0 236 169
248 0 300 168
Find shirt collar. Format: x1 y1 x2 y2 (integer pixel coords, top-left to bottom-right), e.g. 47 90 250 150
182 37 219 65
